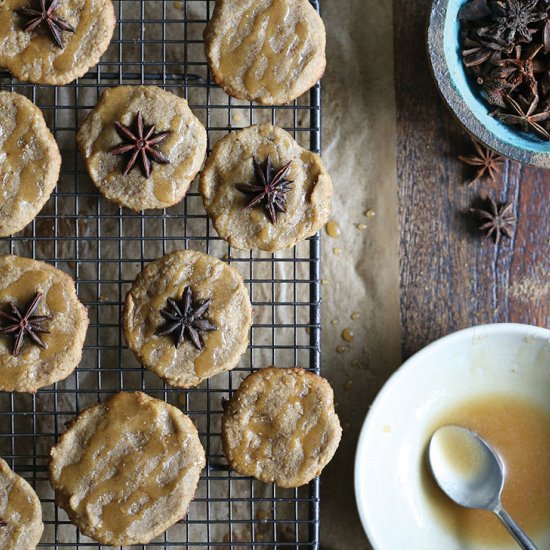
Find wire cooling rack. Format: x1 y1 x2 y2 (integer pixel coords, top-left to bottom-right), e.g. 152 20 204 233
0 1 322 548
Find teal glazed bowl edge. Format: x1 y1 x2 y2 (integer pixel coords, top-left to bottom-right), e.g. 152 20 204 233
427 0 550 167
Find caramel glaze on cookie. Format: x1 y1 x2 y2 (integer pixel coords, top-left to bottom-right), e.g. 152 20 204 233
49 392 206 546
204 0 327 105
200 124 333 252
0 458 44 550
77 86 207 211
0 0 116 85
222 367 342 488
0 255 89 393
0 92 61 237
123 250 252 388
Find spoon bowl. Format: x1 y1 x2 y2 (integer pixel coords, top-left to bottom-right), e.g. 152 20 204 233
429 425 539 550
429 426 504 510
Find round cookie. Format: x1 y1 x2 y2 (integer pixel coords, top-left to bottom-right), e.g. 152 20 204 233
222 367 342 488
123 250 252 388
0 0 116 86
204 0 326 105
49 392 205 546
77 86 207 211
0 255 89 393
0 91 61 237
0 458 43 549
200 124 333 252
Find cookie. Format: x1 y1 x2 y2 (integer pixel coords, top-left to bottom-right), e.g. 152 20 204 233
200 124 333 252
77 85 207 211
0 91 61 237
204 0 326 105
0 0 116 86
123 250 251 388
0 255 89 393
49 391 205 546
222 367 342 488
0 458 43 549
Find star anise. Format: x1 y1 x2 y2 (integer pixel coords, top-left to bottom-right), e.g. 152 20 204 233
476 66 515 106
459 139 504 185
17 0 75 49
471 196 516 245
461 34 510 67
156 286 217 351
0 292 52 357
496 94 550 139
236 156 293 224
490 0 547 45
110 112 171 178
492 44 542 97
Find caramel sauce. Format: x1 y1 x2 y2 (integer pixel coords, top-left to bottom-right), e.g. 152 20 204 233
0 458 41 546
0 93 46 211
218 0 310 99
230 372 330 482
423 394 550 545
57 393 197 536
326 220 341 239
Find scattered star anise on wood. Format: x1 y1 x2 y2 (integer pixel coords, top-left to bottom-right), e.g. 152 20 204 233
459 139 504 185
236 156 293 225
17 0 75 49
470 196 516 245
156 286 217 351
110 112 171 178
0 292 52 357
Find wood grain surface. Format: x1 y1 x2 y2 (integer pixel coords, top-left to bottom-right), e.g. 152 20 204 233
395 0 550 359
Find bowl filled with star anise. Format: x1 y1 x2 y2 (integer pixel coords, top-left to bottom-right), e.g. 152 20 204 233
428 0 550 166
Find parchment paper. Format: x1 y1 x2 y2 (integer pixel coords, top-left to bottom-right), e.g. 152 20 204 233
320 2 400 549
0 1 400 548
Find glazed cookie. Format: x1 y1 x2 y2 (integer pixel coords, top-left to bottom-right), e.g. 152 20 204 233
77 86 207 210
204 0 326 105
222 367 342 488
49 392 205 546
200 124 333 252
123 250 252 388
0 255 89 393
0 0 116 86
0 458 44 549
0 91 61 237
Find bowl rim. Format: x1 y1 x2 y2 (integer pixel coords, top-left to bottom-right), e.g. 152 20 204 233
354 322 550 548
427 0 550 167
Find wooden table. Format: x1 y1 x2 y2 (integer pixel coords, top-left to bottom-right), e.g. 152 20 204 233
395 0 550 359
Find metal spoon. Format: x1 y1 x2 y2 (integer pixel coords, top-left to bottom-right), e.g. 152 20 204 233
429 425 538 550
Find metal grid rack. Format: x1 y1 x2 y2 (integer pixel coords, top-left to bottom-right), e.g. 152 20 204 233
0 1 322 548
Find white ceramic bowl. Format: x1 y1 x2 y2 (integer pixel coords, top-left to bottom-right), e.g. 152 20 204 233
355 324 550 550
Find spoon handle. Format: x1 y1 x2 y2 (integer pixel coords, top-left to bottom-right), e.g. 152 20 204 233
495 506 539 550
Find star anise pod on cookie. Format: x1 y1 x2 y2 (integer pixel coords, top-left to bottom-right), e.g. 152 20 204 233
0 292 52 357
236 156 293 225
470 196 516 245
18 0 75 49
458 139 504 185
110 112 171 178
156 286 217 351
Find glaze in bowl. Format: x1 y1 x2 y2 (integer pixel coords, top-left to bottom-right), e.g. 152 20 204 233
427 0 550 166
355 323 550 549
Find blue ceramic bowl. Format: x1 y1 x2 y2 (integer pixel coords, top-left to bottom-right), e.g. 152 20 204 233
427 0 550 167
